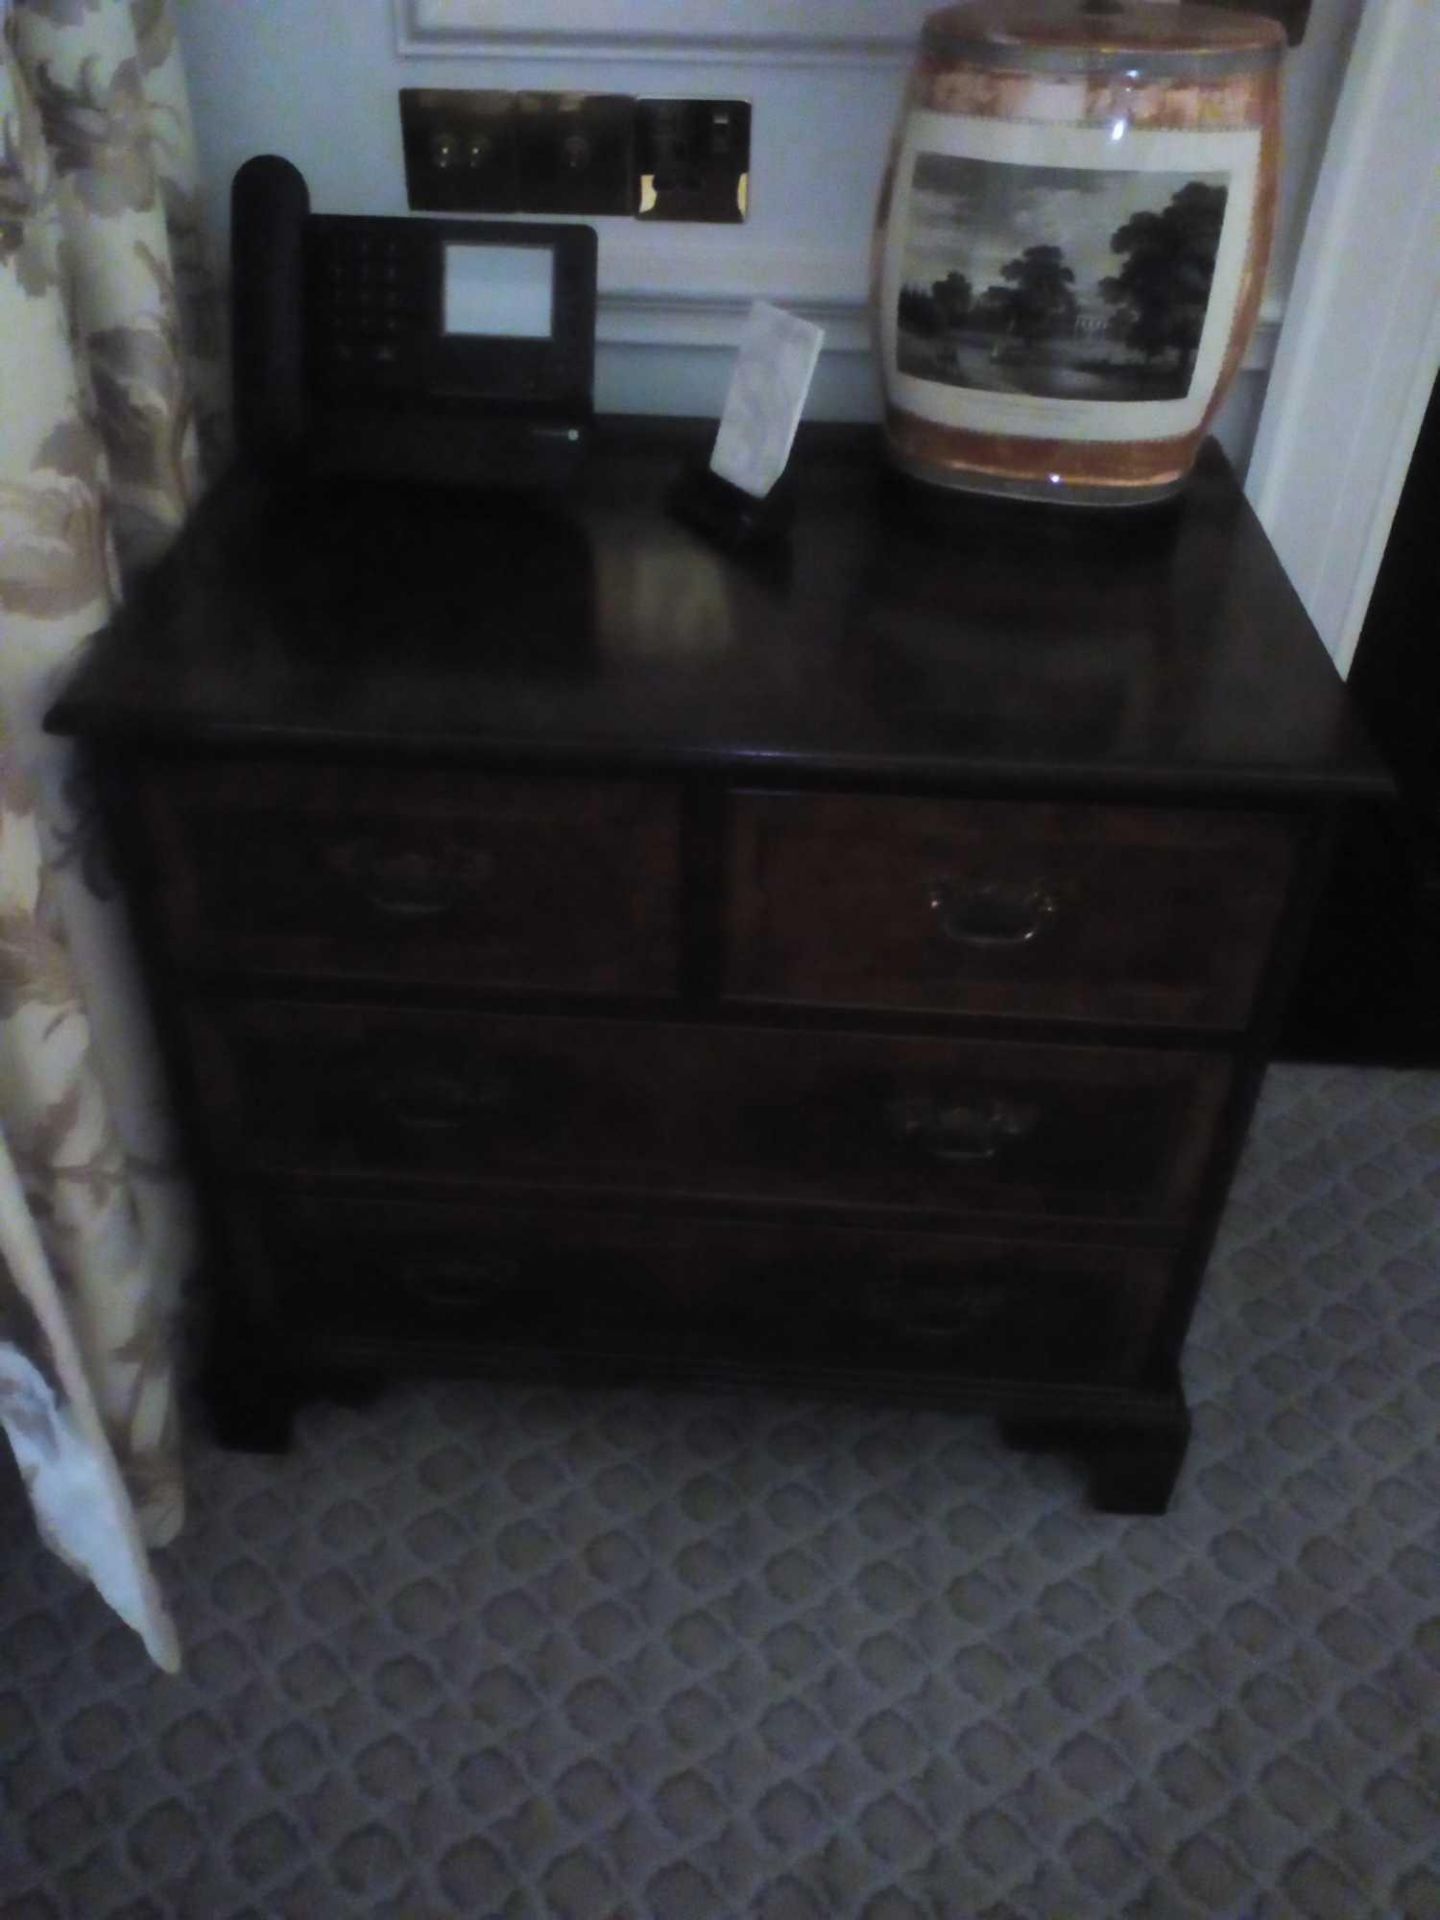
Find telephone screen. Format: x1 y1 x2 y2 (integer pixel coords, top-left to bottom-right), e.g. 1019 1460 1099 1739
443 243 554 340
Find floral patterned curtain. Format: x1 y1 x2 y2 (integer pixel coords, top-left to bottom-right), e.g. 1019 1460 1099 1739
0 0 222 1669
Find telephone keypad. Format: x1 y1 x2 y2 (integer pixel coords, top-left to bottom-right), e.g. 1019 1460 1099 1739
316 229 425 380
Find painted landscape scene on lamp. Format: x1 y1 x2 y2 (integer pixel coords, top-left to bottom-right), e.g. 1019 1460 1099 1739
897 154 1230 403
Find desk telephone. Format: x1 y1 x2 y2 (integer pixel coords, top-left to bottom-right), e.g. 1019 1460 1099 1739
231 155 598 489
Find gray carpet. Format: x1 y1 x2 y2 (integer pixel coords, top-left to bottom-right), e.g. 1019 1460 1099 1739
2 1064 1438 1919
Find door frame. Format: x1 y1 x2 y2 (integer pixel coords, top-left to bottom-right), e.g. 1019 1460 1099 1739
1245 0 1440 675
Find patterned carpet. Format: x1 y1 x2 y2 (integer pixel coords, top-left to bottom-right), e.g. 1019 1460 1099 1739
2 1064 1438 1920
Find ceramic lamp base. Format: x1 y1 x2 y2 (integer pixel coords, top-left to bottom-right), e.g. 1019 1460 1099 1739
873 1 1282 506
885 409 1197 506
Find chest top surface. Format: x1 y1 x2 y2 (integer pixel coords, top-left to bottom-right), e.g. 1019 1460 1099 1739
49 419 1382 800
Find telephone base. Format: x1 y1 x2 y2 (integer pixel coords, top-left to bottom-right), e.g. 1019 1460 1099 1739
310 400 591 492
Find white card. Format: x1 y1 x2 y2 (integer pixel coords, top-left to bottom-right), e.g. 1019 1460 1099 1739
709 300 825 499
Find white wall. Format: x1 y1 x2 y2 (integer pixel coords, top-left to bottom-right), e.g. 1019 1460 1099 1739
176 0 1364 469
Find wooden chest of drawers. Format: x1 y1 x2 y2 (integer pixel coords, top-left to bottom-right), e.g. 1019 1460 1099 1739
49 422 1384 1510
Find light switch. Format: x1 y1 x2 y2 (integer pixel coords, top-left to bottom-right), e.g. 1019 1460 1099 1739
401 89 632 216
400 90 749 222
636 99 750 223
400 90 518 211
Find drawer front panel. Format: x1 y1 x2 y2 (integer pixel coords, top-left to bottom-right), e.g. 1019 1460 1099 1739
265 1194 1175 1386
138 763 681 995
728 792 1299 1030
196 1002 1230 1227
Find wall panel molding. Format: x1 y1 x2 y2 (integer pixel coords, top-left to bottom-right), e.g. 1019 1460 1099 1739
394 0 1308 63
596 274 1284 370
393 0 927 66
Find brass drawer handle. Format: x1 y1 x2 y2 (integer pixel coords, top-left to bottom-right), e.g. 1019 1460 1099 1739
325 836 495 919
929 879 1057 949
886 1093 1038 1164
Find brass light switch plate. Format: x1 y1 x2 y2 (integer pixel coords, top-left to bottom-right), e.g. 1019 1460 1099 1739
400 91 751 221
400 89 634 216
635 99 750 224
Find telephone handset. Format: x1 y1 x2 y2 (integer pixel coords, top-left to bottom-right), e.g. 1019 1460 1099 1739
230 155 598 489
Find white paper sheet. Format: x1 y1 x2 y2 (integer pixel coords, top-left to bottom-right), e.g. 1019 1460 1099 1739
709 300 825 499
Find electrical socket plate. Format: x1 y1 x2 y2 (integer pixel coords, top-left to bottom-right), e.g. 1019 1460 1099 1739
399 89 749 222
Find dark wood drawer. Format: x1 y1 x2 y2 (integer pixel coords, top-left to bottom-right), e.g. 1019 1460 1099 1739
728 792 1299 1030
194 1001 1230 1228
137 762 681 995
260 1194 1175 1387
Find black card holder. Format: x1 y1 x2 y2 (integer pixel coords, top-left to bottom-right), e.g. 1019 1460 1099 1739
665 463 796 555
